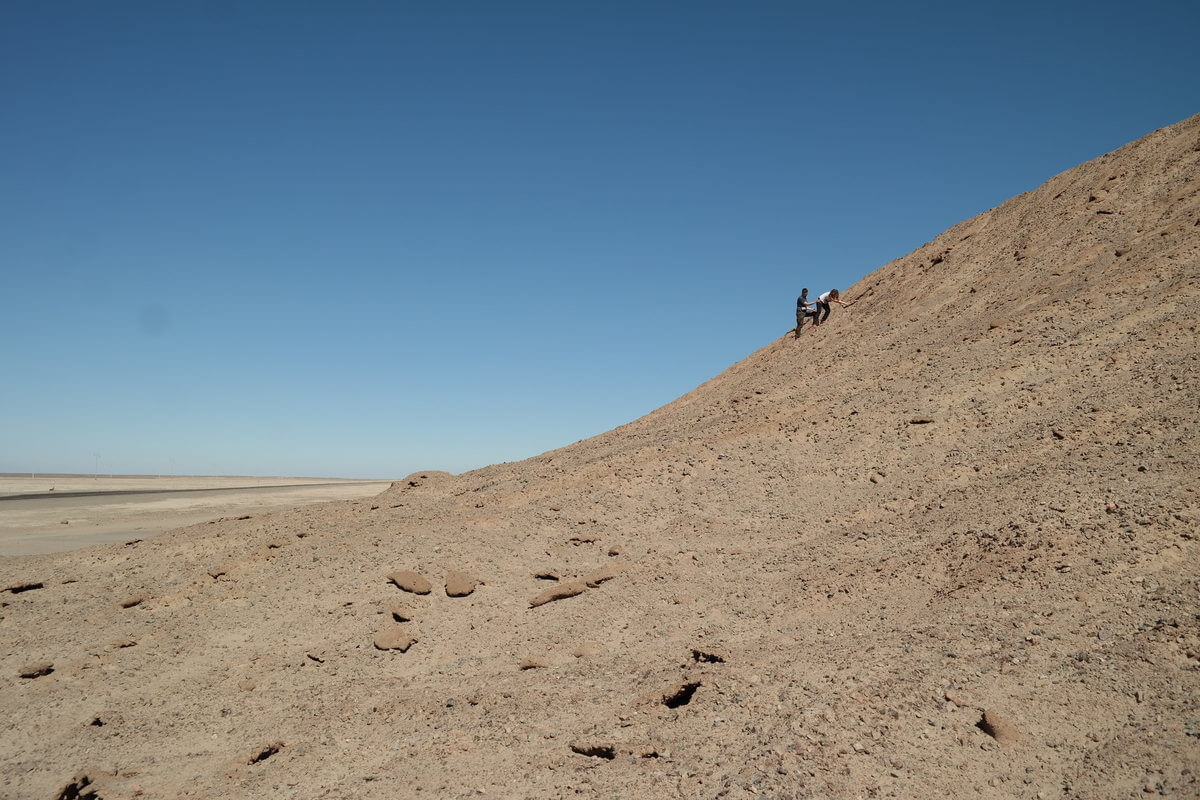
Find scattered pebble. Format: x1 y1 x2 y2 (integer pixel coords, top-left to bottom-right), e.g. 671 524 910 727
388 571 432 595
582 565 624 587
445 570 481 597
979 709 1021 745
529 580 587 608
19 662 54 679
374 625 417 652
389 602 414 622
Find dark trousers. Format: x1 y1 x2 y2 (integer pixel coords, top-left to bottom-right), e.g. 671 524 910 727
815 301 831 324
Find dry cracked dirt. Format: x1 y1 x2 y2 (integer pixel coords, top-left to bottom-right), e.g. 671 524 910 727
2 114 1199 799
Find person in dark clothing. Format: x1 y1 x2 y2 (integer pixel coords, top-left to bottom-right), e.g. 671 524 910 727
795 288 820 337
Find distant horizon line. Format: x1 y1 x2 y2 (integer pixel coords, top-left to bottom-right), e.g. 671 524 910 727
0 472 396 481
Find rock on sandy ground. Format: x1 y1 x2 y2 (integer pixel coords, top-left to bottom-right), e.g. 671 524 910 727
1 115 1199 799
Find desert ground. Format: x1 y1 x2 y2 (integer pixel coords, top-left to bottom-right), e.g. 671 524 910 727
1 115 1198 799
0 476 392 556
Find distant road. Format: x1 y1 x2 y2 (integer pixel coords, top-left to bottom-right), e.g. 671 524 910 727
0 477 394 556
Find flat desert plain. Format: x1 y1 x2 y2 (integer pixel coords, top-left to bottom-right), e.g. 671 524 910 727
0 475 392 555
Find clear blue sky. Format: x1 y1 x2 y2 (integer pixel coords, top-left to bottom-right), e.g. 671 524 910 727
2 1 1196 478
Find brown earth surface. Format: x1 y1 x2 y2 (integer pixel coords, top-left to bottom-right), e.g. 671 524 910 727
2 115 1198 799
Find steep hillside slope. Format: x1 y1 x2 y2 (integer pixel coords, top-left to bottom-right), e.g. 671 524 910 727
2 115 1198 800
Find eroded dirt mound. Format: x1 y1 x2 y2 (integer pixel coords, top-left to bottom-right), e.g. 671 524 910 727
2 115 1198 799
375 470 459 505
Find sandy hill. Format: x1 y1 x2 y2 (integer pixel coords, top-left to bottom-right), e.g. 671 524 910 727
3 115 1198 800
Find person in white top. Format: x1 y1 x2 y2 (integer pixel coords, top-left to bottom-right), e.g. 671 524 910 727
813 288 855 327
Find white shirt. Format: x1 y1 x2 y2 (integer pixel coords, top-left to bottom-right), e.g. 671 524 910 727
819 291 834 303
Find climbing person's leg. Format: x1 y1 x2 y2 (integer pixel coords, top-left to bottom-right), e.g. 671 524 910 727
817 301 831 325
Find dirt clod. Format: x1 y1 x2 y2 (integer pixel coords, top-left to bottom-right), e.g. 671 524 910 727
19 662 54 679
978 710 1021 744
388 571 432 595
373 625 417 652
529 580 587 608
445 570 480 597
248 741 283 764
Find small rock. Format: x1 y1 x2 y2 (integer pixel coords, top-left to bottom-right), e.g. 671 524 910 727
582 564 624 587
518 656 549 670
445 570 481 597
909 417 934 425
1106 502 1120 514
607 545 624 557
120 596 144 609
388 570 432 595
55 773 99 799
373 625 417 652
208 566 228 579
529 580 587 608
979 709 1020 745
248 741 283 764
1076 591 1090 602
691 648 727 663
3 581 44 594
111 638 136 649
944 690 970 708
19 662 54 679
238 679 256 691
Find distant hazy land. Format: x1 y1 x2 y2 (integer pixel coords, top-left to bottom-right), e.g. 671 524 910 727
0 474 393 555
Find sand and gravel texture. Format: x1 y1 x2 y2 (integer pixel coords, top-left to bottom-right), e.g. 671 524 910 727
3 115 1199 799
